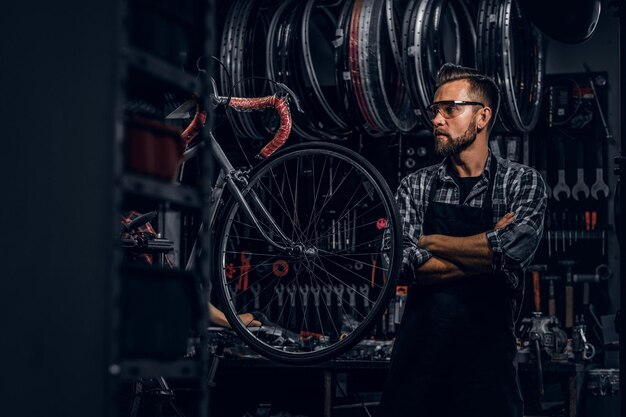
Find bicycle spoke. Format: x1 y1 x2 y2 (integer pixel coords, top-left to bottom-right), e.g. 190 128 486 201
301 261 341 339
215 143 401 363
312 257 383 299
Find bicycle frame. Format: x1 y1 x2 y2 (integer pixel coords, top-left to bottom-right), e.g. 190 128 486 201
180 92 301 271
209 131 295 247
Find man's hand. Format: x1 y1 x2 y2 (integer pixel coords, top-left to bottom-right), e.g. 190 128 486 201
495 211 516 229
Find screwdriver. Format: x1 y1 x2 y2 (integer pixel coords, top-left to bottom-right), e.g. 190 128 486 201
591 211 597 231
546 209 552 257
561 210 567 252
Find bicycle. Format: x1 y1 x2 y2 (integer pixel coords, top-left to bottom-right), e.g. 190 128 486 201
170 81 402 364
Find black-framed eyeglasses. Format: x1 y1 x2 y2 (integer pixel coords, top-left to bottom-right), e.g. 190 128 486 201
426 100 485 120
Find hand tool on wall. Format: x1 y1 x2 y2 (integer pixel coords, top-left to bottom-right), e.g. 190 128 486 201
584 210 598 242
334 284 345 328
567 211 576 246
299 284 310 329
572 139 590 200
574 264 612 350
370 256 378 287
553 137 571 201
558 260 577 330
543 275 560 317
590 135 610 199
583 64 612 142
311 284 321 332
358 283 371 316
275 284 286 327
573 263 612 284
528 265 548 313
551 210 558 254
561 209 572 252
287 283 298 329
592 211 597 232
545 208 552 257
346 284 357 318
322 285 333 331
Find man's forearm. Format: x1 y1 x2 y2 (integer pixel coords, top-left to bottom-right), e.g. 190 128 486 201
419 233 493 272
416 255 474 285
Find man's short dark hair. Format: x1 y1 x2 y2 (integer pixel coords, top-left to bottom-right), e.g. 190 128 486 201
435 63 500 131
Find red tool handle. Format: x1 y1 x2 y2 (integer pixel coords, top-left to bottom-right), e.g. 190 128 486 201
532 271 541 313
591 211 597 230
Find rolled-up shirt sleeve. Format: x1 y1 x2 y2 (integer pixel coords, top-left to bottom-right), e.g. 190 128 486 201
396 175 432 277
486 168 547 272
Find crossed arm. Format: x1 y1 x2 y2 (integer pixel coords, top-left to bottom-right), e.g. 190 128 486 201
415 213 515 285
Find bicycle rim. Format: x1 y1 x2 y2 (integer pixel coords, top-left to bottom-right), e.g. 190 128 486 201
215 142 401 364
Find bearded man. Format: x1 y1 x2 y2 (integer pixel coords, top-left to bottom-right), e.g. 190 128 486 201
379 63 547 417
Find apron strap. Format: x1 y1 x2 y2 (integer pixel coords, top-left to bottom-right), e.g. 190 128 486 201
428 152 499 215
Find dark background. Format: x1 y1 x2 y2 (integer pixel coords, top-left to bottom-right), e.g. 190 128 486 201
0 1 621 416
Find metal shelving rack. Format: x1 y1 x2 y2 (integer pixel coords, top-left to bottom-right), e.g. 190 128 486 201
109 1 215 416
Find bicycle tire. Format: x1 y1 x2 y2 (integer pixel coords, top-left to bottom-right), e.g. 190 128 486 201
214 142 402 364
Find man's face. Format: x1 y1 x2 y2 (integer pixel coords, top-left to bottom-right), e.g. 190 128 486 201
431 80 481 157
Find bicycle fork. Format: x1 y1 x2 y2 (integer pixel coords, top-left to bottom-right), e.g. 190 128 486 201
210 132 310 255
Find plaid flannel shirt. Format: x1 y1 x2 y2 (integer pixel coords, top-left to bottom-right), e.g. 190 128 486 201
397 151 547 290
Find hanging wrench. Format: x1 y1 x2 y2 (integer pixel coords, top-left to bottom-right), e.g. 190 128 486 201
583 64 613 142
346 284 357 318
572 139 589 200
311 283 321 311
591 136 609 199
286 283 298 330
299 284 310 326
359 284 371 316
322 285 333 331
333 284 345 328
553 137 571 201
274 284 285 326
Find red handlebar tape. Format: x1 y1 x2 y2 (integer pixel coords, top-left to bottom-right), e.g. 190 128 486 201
180 95 292 158
228 96 292 158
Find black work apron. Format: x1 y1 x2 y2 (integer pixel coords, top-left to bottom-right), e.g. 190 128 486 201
380 157 523 417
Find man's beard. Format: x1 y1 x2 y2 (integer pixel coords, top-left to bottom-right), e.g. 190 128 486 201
434 119 478 157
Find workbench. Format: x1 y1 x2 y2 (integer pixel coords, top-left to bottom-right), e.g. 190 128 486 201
212 357 584 417
213 357 389 417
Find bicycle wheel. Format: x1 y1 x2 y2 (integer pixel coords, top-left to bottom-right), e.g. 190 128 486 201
214 142 402 364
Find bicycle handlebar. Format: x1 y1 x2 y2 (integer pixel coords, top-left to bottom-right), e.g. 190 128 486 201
228 96 292 158
181 95 292 159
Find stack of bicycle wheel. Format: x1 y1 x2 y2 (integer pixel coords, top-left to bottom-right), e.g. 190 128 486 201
218 0 545 138
476 0 544 132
